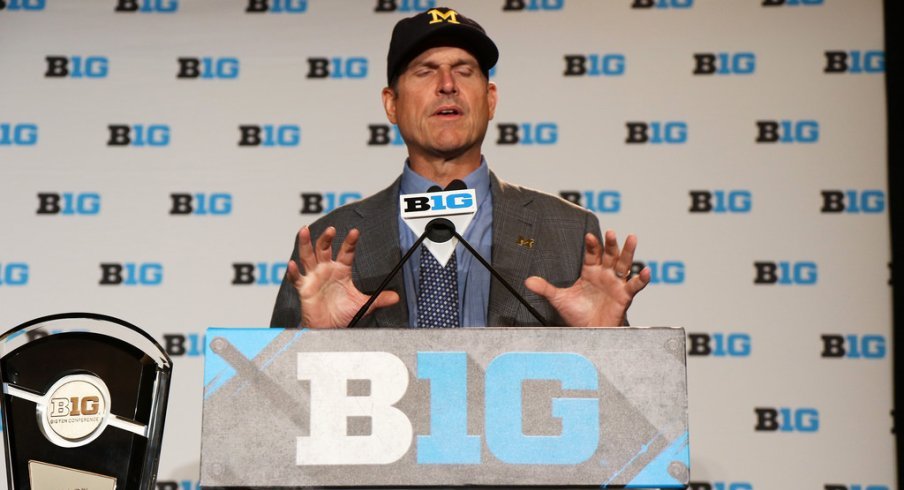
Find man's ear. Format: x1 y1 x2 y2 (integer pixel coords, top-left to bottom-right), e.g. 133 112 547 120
487 81 498 121
382 87 398 125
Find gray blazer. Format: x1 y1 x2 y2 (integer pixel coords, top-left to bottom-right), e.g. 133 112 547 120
270 171 602 328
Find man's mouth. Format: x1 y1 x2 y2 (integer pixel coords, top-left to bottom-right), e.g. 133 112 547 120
434 106 463 117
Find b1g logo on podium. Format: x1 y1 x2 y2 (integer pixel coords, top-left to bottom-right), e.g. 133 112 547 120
296 351 599 465
201 328 690 488
42 374 110 448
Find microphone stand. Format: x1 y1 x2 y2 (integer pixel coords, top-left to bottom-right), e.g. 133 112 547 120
346 218 549 328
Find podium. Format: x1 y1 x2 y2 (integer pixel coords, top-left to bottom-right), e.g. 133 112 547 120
0 313 172 490
200 326 689 488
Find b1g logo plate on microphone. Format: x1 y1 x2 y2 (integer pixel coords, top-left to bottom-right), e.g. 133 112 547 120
400 189 477 219
40 374 112 448
400 189 478 266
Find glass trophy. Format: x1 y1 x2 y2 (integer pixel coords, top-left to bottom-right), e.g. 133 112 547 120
1 313 172 490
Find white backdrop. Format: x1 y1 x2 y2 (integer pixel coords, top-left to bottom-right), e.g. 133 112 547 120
0 0 894 489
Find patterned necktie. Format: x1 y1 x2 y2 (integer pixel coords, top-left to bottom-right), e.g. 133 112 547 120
416 249 460 328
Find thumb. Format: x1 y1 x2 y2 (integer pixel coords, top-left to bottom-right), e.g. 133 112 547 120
525 276 558 300
364 290 401 315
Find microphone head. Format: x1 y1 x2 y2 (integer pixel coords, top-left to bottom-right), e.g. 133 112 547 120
425 218 455 243
445 179 467 191
427 185 442 193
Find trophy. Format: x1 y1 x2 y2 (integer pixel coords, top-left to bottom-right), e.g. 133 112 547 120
1 313 172 490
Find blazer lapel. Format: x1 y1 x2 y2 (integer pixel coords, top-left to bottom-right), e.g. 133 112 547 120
487 173 537 326
352 178 409 327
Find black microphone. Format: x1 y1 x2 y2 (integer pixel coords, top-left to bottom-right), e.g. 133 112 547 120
346 180 467 328
347 179 548 327
425 179 548 324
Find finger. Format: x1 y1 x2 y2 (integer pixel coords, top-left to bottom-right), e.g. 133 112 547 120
315 226 336 263
601 229 620 269
297 226 317 272
364 290 401 314
335 228 360 266
524 276 559 301
287 259 303 283
583 233 603 267
615 233 638 278
626 266 651 295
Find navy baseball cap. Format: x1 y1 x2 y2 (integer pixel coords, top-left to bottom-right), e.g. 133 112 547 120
386 7 499 86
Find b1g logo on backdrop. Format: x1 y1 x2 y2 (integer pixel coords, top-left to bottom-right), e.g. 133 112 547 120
689 483 752 490
824 50 884 74
108 124 170 147
300 192 363 214
246 0 306 12
367 124 404 146
502 0 564 11
177 57 239 79
687 332 751 357
820 190 885 214
114 0 178 12
170 193 233 215
689 190 751 213
496 123 558 145
36 192 101 215
754 407 819 432
239 125 300 147
631 0 693 8
625 121 687 144
632 260 685 285
163 333 204 357
0 123 38 146
762 0 822 5
0 0 46 10
232 262 286 286
563 54 625 76
753 261 818 285
824 485 889 490
693 52 756 75
821 334 886 359
755 120 819 143
99 263 163 286
374 0 436 11
0 263 29 286
306 57 369 79
559 191 620 213
45 56 108 78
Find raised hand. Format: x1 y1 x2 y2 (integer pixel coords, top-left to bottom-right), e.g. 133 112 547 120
524 230 651 327
286 226 399 327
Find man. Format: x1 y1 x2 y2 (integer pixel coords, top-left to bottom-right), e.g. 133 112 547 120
271 7 650 329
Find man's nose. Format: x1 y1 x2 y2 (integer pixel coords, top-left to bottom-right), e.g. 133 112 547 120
437 67 457 94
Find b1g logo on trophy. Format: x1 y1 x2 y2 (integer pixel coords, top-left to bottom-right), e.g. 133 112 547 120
1 313 172 490
43 374 110 446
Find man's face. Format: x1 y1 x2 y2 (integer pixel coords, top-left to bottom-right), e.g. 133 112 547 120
383 46 497 162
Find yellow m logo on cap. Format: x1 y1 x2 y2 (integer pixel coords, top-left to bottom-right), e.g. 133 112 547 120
427 8 460 24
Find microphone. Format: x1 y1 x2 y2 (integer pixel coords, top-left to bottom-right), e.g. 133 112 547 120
346 180 549 327
345 220 434 328
347 180 470 328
